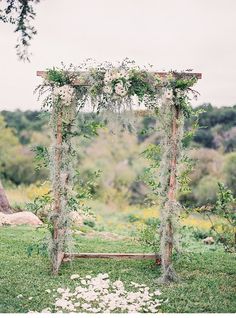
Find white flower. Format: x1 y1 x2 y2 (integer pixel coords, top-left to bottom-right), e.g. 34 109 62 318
28 297 33 300
117 69 130 81
164 89 173 100
154 290 162 296
71 274 80 280
114 82 127 97
103 85 113 94
57 288 65 294
53 274 163 313
41 308 51 313
17 294 23 299
113 280 124 289
81 280 87 285
104 70 115 83
53 84 75 105
82 303 91 309
45 289 51 293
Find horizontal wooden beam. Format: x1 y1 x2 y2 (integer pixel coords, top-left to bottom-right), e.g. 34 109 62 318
64 252 161 261
37 70 202 86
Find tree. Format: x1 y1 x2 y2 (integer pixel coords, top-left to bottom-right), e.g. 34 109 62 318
224 152 236 196
0 179 12 214
0 0 40 61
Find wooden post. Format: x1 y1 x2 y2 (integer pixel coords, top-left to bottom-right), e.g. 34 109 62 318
51 108 65 275
162 105 180 279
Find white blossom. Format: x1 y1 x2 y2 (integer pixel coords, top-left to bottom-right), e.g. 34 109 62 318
53 84 75 105
103 85 113 94
37 273 163 314
70 274 80 280
164 89 173 100
114 82 127 97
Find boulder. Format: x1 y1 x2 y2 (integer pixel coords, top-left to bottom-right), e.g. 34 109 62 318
69 211 95 227
0 211 43 226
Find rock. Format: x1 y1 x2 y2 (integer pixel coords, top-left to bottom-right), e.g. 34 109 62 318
69 211 95 227
69 211 85 226
203 236 215 245
0 211 43 227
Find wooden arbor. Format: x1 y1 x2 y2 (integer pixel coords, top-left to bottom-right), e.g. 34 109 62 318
37 70 202 277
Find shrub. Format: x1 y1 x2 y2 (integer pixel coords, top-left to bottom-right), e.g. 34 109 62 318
194 175 220 205
83 219 95 228
137 218 160 253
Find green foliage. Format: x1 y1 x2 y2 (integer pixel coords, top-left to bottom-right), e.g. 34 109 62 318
211 183 236 252
26 192 52 221
194 175 219 205
191 104 236 150
0 115 46 185
224 153 236 195
83 219 95 228
46 68 72 86
137 218 160 253
32 145 49 170
197 183 236 252
0 110 48 144
0 0 40 61
192 228 213 240
127 213 141 223
128 69 157 101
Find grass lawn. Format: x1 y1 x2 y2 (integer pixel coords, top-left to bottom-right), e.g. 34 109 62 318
0 225 236 313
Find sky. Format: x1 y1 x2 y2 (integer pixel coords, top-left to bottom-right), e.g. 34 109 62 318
0 0 236 111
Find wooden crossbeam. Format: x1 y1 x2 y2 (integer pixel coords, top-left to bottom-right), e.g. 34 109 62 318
37 70 202 86
64 252 161 263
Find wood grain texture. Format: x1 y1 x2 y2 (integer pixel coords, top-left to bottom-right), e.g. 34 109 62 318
64 252 161 260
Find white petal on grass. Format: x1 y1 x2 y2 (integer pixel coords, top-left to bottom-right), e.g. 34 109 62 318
51 273 163 313
71 274 80 280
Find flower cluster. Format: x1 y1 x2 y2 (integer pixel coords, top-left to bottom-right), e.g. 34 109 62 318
53 84 75 106
29 273 164 313
103 69 131 98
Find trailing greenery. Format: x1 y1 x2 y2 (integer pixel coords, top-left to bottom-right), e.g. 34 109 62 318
0 0 41 61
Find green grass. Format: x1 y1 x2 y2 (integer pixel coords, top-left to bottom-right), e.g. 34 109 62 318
0 226 236 313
